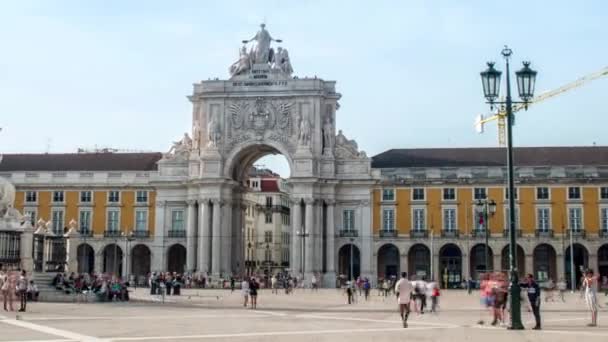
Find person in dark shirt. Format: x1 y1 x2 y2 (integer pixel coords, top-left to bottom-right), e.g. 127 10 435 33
520 273 541 330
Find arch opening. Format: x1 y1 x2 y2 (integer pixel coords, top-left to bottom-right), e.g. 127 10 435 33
565 243 589 289
439 244 462 289
469 244 493 280
533 244 557 282
501 244 525 278
131 244 151 284
408 244 430 280
338 244 360 280
77 243 94 274
103 244 123 277
377 244 400 281
167 244 187 274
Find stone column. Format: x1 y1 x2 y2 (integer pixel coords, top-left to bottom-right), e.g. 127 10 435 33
94 250 103 274
211 199 222 276
493 253 501 273
588 254 598 275
64 227 80 274
314 201 323 273
152 200 166 272
525 254 534 277
325 200 336 276
304 198 315 281
222 201 233 275
198 200 211 274
20 223 34 274
185 200 197 272
291 199 302 275
556 252 565 281
360 200 373 280
462 252 470 280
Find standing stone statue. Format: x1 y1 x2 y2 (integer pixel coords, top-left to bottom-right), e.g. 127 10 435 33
192 120 201 149
207 113 221 147
271 47 293 75
322 117 334 149
243 23 281 64
298 113 311 146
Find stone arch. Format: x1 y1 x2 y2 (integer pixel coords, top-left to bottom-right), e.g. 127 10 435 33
377 243 400 280
533 243 557 281
167 243 187 274
77 243 94 274
500 244 525 277
598 244 608 280
469 243 493 279
565 243 589 289
408 243 430 280
338 243 360 280
102 244 123 277
131 244 152 281
439 243 462 289
223 141 295 182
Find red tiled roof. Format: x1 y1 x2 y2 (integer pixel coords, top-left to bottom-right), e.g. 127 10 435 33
0 153 163 172
260 179 280 192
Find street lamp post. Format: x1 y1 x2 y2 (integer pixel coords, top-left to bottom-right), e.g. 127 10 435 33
125 231 134 284
349 237 354 282
480 46 537 330
475 199 497 274
296 228 308 279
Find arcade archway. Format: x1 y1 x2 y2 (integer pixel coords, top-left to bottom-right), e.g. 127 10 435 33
408 244 430 280
599 244 608 280
501 244 525 278
533 244 556 281
77 243 94 274
565 243 588 289
377 244 400 280
167 244 187 274
131 244 151 279
469 244 493 280
439 244 462 289
103 244 123 277
338 244 360 280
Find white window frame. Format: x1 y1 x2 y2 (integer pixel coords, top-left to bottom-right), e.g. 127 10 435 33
135 190 148 204
412 188 425 201
473 187 487 200
108 190 121 203
265 212 272 224
442 206 457 232
504 206 520 231
536 206 551 232
412 207 426 231
264 231 273 243
24 191 37 204
442 188 456 201
106 209 120 232
52 190 65 203
51 208 65 234
382 208 395 231
171 209 185 231
568 186 581 200
134 209 148 231
343 209 355 231
382 188 395 202
536 186 550 201
79 191 92 204
568 206 583 232
600 206 608 232
505 187 518 200
78 209 92 232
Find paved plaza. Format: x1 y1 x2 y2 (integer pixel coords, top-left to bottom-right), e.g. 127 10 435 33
0 289 607 342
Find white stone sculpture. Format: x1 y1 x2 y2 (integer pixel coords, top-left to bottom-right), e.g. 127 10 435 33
335 130 367 159
192 120 201 149
165 133 192 159
243 23 281 64
0 177 16 218
298 113 311 146
322 117 334 149
271 47 293 75
207 113 221 148
229 45 252 76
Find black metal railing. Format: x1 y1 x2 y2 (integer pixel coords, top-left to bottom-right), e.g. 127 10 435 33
503 229 523 237
339 229 358 237
441 230 459 238
379 230 398 238
535 230 554 238
569 229 586 238
168 230 186 238
79 229 93 237
132 230 150 238
0 230 21 269
45 236 66 273
471 229 488 238
104 230 123 238
600 230 608 238
410 230 428 238
33 234 44 272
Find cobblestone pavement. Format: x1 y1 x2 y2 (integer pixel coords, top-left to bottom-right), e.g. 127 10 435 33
1 289 607 342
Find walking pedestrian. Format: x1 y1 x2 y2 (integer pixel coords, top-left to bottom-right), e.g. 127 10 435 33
429 281 440 313
230 276 235 293
557 278 567 302
346 282 354 304
582 269 599 327
17 270 28 312
241 278 250 307
249 277 259 309
520 273 542 330
1 269 11 311
395 272 414 328
363 278 370 301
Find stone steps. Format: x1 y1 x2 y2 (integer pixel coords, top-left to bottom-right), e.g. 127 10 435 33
31 272 96 303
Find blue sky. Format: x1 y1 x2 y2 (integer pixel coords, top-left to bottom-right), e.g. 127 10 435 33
1 1 607 177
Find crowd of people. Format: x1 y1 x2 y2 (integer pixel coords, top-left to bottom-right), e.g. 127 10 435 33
51 272 130 302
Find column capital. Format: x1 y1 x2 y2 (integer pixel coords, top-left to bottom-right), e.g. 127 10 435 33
186 200 197 206
325 199 336 206
210 198 223 206
290 197 302 205
304 198 315 205
155 200 166 208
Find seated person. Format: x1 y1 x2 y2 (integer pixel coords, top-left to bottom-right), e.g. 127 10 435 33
27 280 39 301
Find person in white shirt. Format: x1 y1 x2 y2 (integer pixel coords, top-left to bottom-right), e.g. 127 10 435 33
395 272 414 328
241 279 250 307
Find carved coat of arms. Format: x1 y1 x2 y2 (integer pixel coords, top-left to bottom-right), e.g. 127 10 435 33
228 97 293 140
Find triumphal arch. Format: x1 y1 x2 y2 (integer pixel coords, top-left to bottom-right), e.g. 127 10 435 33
154 24 376 285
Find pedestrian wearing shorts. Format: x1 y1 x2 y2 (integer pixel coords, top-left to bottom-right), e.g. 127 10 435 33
583 269 599 327
241 278 250 307
395 272 414 328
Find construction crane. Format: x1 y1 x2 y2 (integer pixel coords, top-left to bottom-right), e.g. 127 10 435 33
475 66 608 145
